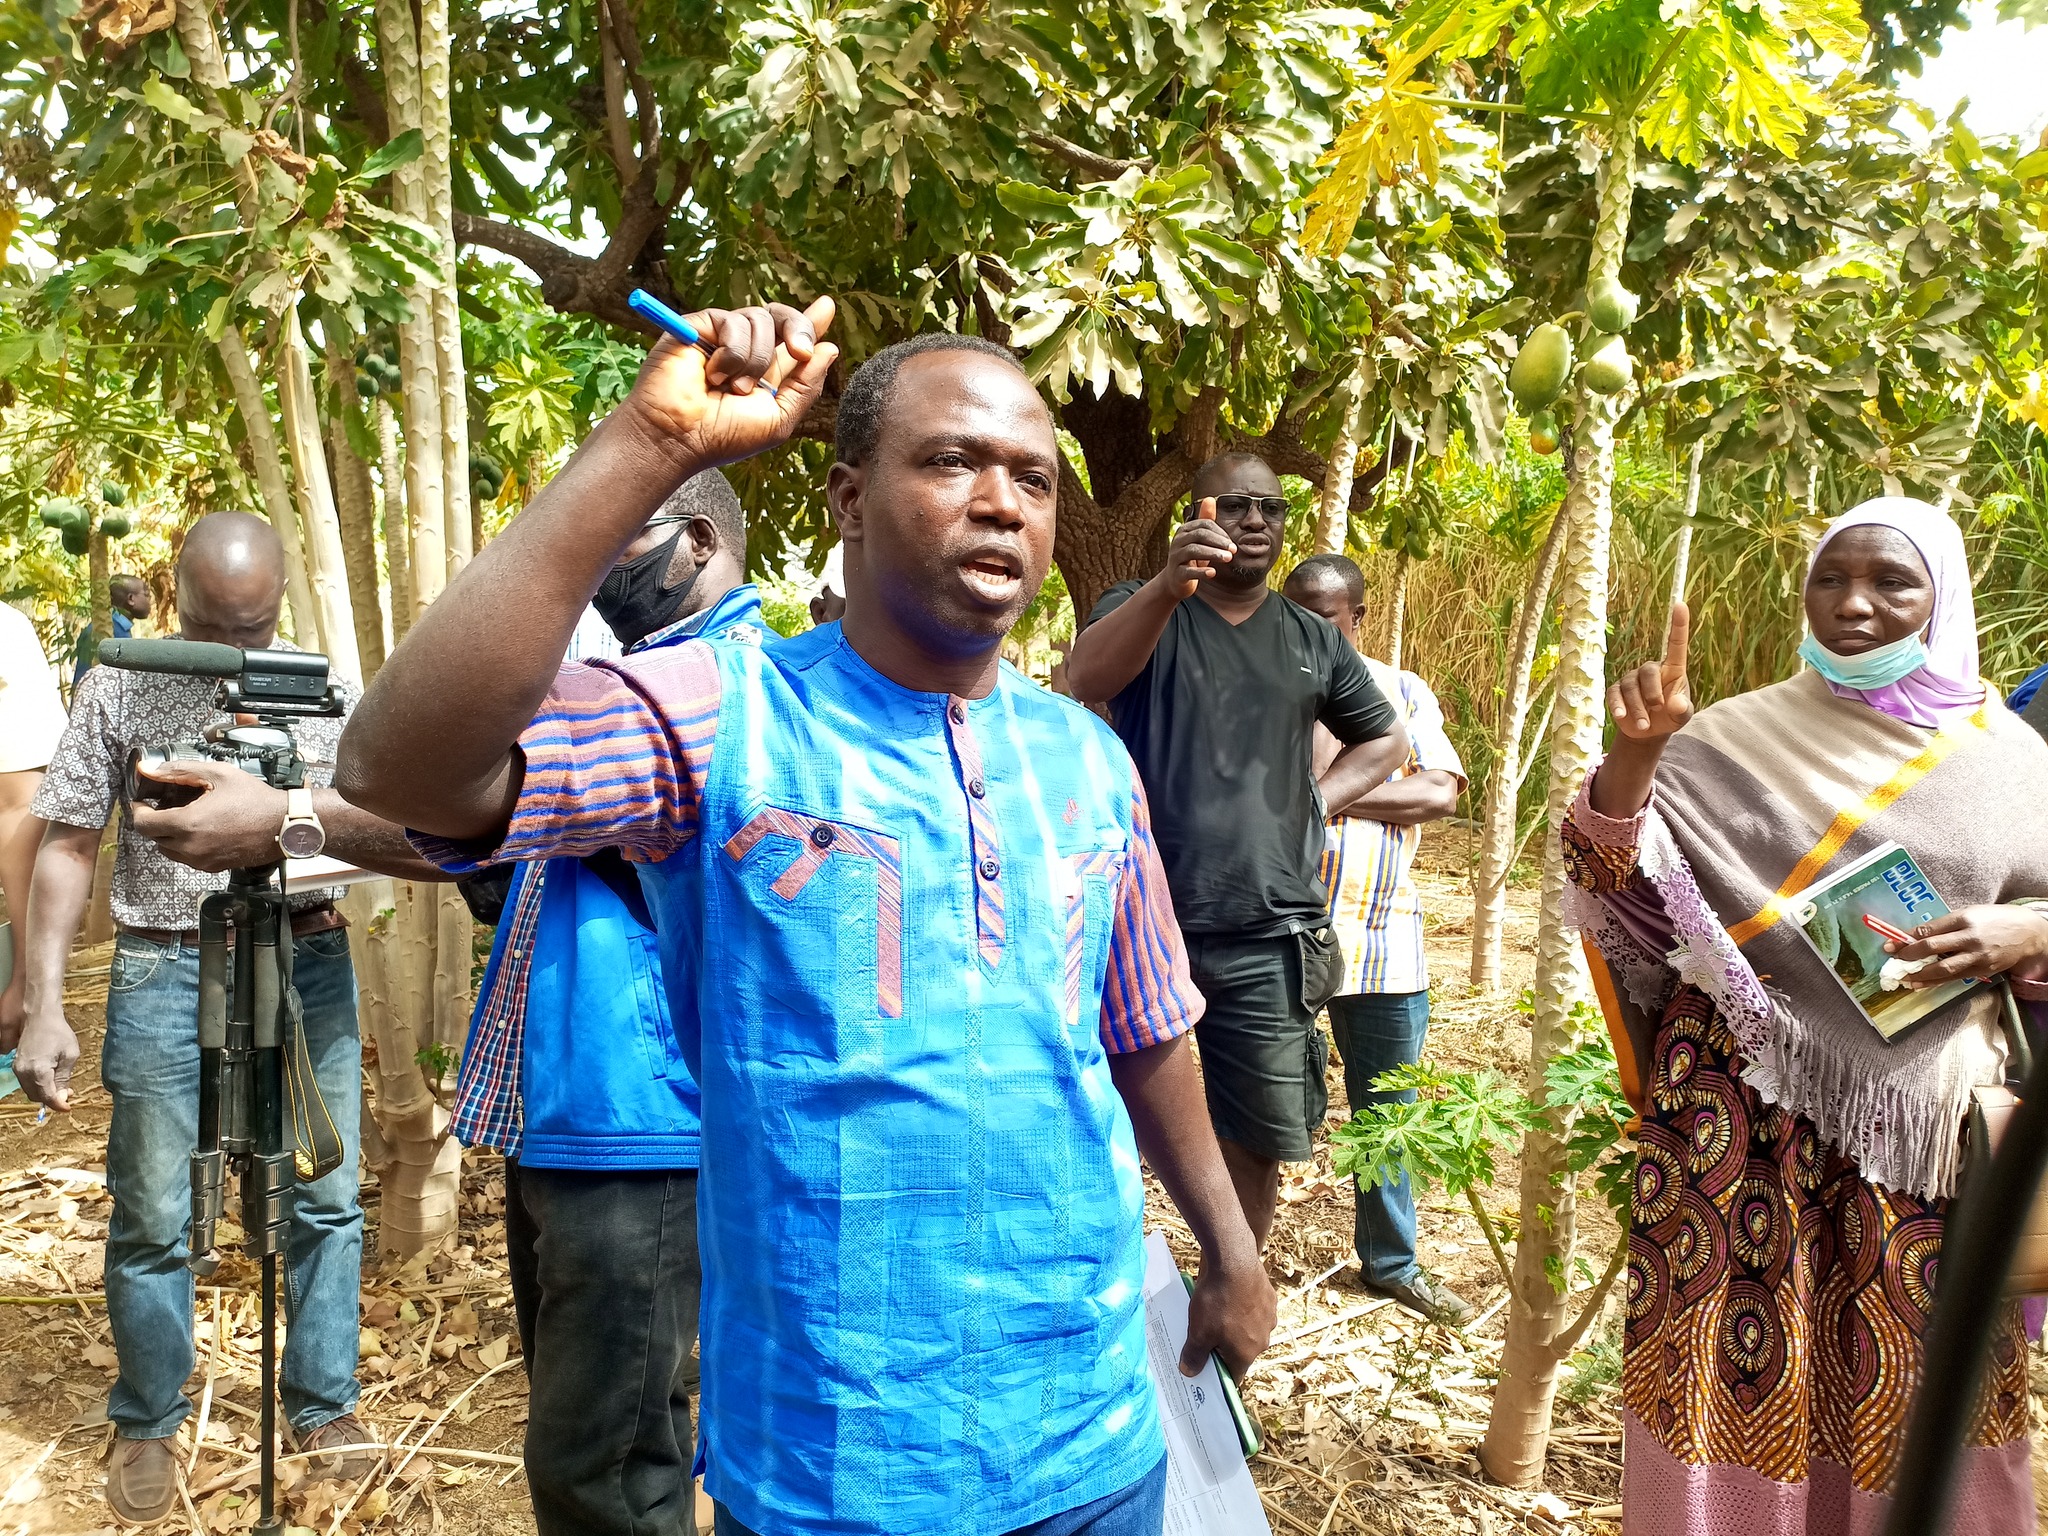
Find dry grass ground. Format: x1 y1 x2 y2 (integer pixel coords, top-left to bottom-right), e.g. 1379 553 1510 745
3 828 2045 1533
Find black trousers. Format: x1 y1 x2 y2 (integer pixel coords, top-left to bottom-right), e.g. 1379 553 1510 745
505 1161 702 1536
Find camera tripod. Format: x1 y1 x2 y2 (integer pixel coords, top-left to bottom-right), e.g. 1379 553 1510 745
189 860 298 1536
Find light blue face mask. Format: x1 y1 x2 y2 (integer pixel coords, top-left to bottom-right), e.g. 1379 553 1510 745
1798 628 1929 689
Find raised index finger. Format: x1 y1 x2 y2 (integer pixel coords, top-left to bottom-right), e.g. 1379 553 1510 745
1661 601 1691 681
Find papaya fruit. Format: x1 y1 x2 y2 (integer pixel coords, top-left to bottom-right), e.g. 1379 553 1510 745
1405 526 1431 561
357 373 382 398
1528 409 1560 455
99 480 127 507
1586 276 1639 335
39 498 80 529
101 514 131 539
61 526 89 557
1508 324 1572 411
1582 334 1633 396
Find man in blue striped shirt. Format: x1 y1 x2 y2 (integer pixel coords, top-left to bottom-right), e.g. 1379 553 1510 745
340 302 1277 1535
457 469 757 1536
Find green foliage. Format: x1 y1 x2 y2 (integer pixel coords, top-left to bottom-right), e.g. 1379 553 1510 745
1330 1061 1541 1200
415 1041 455 1093
1329 992 1636 1249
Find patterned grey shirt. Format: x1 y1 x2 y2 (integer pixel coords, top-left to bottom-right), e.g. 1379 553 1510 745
30 649 355 929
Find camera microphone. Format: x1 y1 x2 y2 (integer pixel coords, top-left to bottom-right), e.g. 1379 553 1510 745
97 638 247 676
99 640 334 712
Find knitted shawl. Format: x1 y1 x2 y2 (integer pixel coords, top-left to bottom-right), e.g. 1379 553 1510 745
1567 669 2048 1200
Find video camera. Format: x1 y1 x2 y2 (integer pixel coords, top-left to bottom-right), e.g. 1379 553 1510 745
97 639 345 811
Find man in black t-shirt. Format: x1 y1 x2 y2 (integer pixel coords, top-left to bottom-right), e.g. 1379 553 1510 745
1067 451 1410 1251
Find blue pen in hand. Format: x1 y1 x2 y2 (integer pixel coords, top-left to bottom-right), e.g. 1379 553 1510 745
627 289 778 397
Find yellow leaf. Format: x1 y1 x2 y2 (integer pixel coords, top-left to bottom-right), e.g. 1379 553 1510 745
1302 76 1454 254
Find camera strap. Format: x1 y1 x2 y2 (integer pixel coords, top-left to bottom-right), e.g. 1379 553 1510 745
283 985 346 1182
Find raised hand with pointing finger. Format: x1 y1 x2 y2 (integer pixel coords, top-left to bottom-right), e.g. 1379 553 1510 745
1608 601 1693 741
1591 601 1694 818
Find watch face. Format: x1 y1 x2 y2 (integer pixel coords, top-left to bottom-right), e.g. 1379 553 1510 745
279 820 326 859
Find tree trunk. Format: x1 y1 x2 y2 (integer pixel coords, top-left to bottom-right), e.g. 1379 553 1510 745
1670 437 1702 608
1313 350 1376 555
378 399 413 645
355 0 463 1257
87 523 111 660
1471 505 1568 991
376 0 449 619
1385 551 1410 671
432 882 473 1052
276 308 363 686
1480 119 1636 1491
216 329 318 646
343 884 461 1256
418 0 473 580
325 348 388 679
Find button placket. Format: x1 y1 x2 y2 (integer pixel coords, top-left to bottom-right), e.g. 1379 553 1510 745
944 696 1006 968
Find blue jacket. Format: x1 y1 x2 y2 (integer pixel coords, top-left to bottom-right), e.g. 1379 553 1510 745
466 584 766 1171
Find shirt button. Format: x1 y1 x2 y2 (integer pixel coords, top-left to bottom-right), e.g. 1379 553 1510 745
968 777 985 798
979 857 1000 880
949 702 967 724
810 823 837 849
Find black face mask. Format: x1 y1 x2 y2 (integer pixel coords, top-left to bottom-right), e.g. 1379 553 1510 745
593 526 700 647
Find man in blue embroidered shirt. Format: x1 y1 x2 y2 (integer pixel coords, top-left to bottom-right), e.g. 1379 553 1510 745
458 468 756 1536
340 300 1277 1536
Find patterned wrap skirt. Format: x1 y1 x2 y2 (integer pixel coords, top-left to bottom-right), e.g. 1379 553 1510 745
1621 988 2036 1536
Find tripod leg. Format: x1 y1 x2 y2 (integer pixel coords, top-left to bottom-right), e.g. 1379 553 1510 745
256 1251 281 1535
191 896 231 1276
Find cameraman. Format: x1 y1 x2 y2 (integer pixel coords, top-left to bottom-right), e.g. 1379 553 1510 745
14 512 442 1525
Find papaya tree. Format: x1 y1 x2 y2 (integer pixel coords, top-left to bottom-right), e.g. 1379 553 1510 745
0 0 483 1254
1304 0 1866 1485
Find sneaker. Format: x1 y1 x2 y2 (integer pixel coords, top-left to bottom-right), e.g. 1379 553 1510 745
1364 1268 1474 1327
297 1412 383 1483
105 1434 178 1525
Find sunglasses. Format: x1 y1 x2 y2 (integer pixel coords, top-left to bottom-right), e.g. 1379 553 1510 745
1204 495 1289 520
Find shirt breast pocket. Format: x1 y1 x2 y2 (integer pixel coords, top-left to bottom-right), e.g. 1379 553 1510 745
720 803 904 1025
1061 846 1127 1034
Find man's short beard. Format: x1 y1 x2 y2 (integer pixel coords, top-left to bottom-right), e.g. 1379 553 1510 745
1214 559 1272 591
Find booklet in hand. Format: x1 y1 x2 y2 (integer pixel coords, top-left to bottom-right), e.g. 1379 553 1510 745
1791 841 1981 1042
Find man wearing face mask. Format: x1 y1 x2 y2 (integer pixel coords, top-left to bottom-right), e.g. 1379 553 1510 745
454 469 755 1536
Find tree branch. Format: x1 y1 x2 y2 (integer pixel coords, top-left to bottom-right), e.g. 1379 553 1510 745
604 0 662 168
598 19 638 184
1464 1186 1521 1296
450 212 654 331
1551 1228 1630 1362
1026 131 1149 183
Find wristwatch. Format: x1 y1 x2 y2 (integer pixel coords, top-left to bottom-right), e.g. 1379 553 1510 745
278 787 326 859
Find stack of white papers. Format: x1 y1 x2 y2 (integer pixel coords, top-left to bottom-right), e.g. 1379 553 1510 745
1143 1232 1272 1536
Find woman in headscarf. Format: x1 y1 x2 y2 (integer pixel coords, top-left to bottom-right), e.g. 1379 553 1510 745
1565 497 2048 1535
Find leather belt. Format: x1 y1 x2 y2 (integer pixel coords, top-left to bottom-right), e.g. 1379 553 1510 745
119 902 346 948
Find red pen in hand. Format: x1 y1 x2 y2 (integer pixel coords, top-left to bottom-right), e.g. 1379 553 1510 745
1863 913 1915 947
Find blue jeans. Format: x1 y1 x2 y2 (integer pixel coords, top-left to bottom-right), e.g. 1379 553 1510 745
713 1455 1166 1536
100 928 364 1439
1327 990 1432 1288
